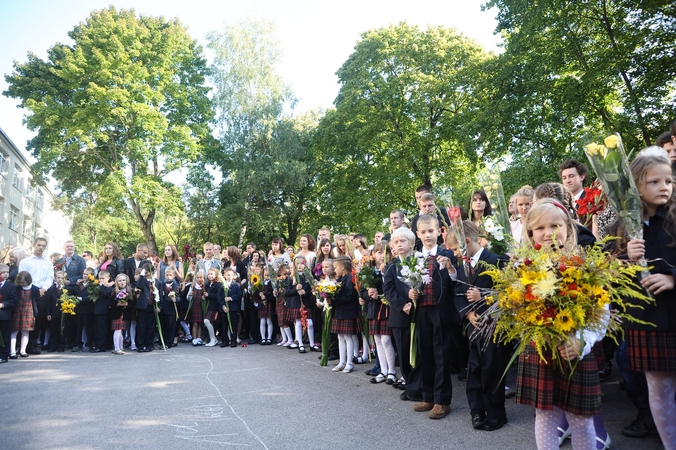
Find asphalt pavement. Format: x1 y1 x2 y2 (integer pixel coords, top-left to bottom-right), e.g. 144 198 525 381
0 343 665 450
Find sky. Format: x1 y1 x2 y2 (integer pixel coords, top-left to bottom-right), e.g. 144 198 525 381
0 0 502 158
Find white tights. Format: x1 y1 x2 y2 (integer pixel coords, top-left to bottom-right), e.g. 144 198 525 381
534 407 594 450
338 334 354 367
113 330 124 351
281 326 293 344
645 371 676 450
129 321 137 349
374 334 396 376
10 331 29 355
259 318 273 341
294 318 315 347
294 319 303 346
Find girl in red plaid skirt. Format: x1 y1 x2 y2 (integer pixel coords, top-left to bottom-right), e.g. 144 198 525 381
517 199 604 450
110 274 131 355
625 154 676 448
10 271 39 358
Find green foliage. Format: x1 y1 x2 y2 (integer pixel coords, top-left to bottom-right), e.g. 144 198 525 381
4 6 214 252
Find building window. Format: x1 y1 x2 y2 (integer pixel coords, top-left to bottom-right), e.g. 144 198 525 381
36 190 44 210
9 205 18 231
22 216 32 238
25 182 34 202
12 165 21 191
33 220 41 241
0 151 8 174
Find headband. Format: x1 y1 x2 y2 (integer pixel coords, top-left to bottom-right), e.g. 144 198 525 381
551 201 569 217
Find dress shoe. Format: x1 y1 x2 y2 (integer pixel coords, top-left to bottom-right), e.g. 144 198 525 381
596 432 611 450
370 374 386 383
310 345 320 352
27 348 41 355
365 368 378 376
19 353 28 357
220 342 229 348
71 346 82 352
93 348 104 353
413 402 435 412
230 342 237 348
298 347 307 354
471 410 487 429
82 346 91 352
598 361 612 382
428 404 451 419
481 417 508 431
138 347 145 353
400 391 422 402
621 413 657 438
9 354 18 359
457 368 468 382
0 358 7 363
248 338 258 345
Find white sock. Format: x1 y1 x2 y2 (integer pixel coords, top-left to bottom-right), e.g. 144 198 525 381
10 331 18 356
82 328 88 346
113 330 122 351
20 333 29 354
180 320 190 337
646 371 676 450
260 319 267 340
43 329 50 345
266 319 273 340
351 334 360 358
130 321 137 348
345 334 355 368
338 334 347 365
375 335 387 375
566 411 596 450
203 319 216 343
294 319 303 346
307 319 315 347
284 327 294 343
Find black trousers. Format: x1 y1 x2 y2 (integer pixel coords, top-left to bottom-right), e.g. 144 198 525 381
391 326 412 381
466 324 507 420
159 314 176 347
0 320 11 359
136 306 156 349
248 306 259 340
94 314 109 350
416 305 454 405
221 309 239 345
75 313 94 348
48 312 67 350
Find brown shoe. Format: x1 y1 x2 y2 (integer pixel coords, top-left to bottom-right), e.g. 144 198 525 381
413 402 435 412
428 404 451 419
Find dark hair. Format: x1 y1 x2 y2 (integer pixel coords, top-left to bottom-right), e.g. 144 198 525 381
656 131 673 147
247 242 257 249
352 234 368 250
15 271 32 286
162 244 180 265
300 234 316 251
83 251 93 258
226 246 242 263
316 238 332 265
466 189 492 221
558 158 589 181
415 185 431 194
534 182 578 220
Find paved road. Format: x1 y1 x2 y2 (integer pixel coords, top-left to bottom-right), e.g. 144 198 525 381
0 344 664 450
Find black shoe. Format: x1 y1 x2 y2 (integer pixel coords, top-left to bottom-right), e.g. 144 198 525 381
27 348 41 355
230 343 237 348
449 365 461 374
365 367 379 376
143 347 153 352
471 410 487 429
82 346 91 352
93 348 104 353
138 348 145 353
481 417 508 431
0 358 7 363
8 355 18 360
71 346 82 352
598 361 612 382
328 353 339 361
622 413 658 438
458 368 468 382
220 342 229 348
248 338 258 345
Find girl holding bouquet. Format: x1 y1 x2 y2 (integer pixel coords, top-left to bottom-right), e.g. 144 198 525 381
275 264 294 347
203 268 224 347
258 266 274 345
625 154 676 448
330 256 360 373
184 271 205 346
110 274 131 355
517 199 605 450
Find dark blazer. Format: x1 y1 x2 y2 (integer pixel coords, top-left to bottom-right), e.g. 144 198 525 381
16 285 40 318
205 281 225 311
284 275 312 309
422 247 460 322
56 254 86 285
383 259 413 328
410 209 452 251
134 278 152 311
259 280 275 310
93 285 113 315
454 248 504 318
99 258 124 282
71 283 93 314
362 271 386 321
109 289 131 321
575 223 596 248
225 281 242 312
45 283 64 318
332 274 359 320
0 280 18 321
123 257 151 286
156 280 179 317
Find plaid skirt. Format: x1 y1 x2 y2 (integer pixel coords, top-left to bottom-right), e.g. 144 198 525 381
331 317 360 335
111 315 126 331
188 298 204 324
626 329 676 373
276 300 288 326
516 342 601 417
286 307 301 323
259 301 273 319
11 300 35 332
369 318 390 336
205 310 218 323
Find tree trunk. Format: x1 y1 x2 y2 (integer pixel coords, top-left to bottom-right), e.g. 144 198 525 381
237 199 250 249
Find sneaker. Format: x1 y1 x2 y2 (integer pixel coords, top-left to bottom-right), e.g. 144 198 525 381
205 340 217 347
621 413 658 438
332 363 346 372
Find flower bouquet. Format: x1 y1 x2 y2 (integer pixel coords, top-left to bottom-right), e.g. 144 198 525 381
398 252 430 368
85 273 100 303
249 274 263 294
59 290 79 335
313 278 340 366
480 240 652 373
480 216 508 256
115 290 131 306
576 181 606 229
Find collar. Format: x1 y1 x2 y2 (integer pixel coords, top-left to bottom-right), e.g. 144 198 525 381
469 247 484 268
422 246 438 258
573 190 584 201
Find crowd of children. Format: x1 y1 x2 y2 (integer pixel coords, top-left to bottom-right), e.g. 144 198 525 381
1 140 675 450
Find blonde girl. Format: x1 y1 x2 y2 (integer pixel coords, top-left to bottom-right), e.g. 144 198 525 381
185 271 205 346
111 273 131 355
511 185 534 244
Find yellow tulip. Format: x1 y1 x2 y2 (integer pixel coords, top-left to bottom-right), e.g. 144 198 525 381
604 134 619 149
585 143 600 156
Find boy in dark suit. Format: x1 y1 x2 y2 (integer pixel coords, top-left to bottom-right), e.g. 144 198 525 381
156 267 179 349
45 271 67 352
411 214 459 419
455 220 508 431
92 270 114 352
222 268 242 347
70 268 95 352
0 264 18 363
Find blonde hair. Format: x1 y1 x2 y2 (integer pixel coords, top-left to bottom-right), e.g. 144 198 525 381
631 154 676 245
391 227 415 243
523 198 577 251
515 185 534 201
115 273 130 293
207 267 222 283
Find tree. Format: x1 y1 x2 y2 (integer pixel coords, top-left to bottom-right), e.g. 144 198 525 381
4 7 214 253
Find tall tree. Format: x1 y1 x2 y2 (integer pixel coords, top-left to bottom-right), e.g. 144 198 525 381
4 7 214 252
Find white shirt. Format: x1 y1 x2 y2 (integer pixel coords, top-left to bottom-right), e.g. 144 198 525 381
511 219 524 244
469 247 484 268
18 254 54 289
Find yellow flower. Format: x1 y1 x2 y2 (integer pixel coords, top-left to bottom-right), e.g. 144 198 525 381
519 270 543 286
604 134 619 149
554 309 575 333
585 143 600 156
251 274 260 285
532 271 559 298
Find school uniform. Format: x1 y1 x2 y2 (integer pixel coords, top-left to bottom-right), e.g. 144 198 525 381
156 279 179 348
258 281 275 320
183 282 204 325
135 277 155 352
204 281 224 324
455 248 508 426
415 246 459 407
284 275 309 323
45 283 67 352
70 283 94 351
383 259 415 385
91 284 113 352
364 270 389 336
0 280 18 361
624 206 676 372
110 290 130 331
330 274 360 335
222 281 242 347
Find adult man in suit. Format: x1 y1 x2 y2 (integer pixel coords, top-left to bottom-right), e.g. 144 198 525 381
455 221 508 431
197 242 222 274
382 209 406 242
123 243 151 283
0 264 18 362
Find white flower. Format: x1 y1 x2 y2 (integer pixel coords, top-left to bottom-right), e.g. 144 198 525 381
400 266 411 277
422 274 432 285
414 251 424 259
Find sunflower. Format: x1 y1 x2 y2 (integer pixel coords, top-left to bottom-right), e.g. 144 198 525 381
554 309 575 333
250 274 260 285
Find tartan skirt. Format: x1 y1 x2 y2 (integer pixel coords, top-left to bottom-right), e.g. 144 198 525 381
276 300 288 326
516 342 601 417
626 329 676 373
286 307 301 323
12 298 35 332
259 301 273 319
111 315 126 331
331 317 360 335
205 310 218 322
368 318 390 336
188 298 204 324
